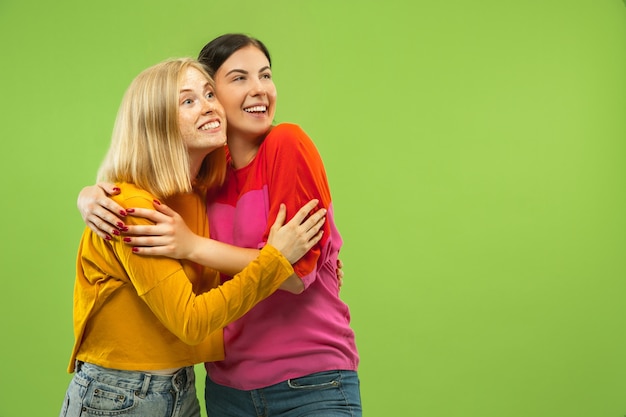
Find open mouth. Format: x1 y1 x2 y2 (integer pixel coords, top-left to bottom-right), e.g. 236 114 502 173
243 105 267 113
200 121 220 130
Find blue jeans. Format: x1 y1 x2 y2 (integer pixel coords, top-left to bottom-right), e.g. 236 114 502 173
59 362 200 417
205 370 362 417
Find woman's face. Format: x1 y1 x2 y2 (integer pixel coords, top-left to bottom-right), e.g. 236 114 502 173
213 45 277 140
178 67 227 156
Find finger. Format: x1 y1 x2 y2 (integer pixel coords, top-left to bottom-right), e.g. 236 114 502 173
271 204 287 229
289 199 319 225
301 208 327 232
124 224 167 237
123 236 169 247
307 230 324 248
87 220 113 241
87 211 123 238
305 217 326 239
89 203 127 230
97 182 121 196
126 207 167 223
152 200 177 217
337 258 344 269
94 195 128 219
130 246 169 256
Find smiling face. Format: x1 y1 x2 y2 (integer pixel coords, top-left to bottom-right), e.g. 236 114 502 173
178 66 227 160
212 45 277 142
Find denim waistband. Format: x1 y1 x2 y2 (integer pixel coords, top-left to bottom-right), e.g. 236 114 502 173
75 361 195 395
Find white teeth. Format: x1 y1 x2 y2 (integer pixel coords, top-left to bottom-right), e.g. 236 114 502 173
200 121 220 130
244 105 267 113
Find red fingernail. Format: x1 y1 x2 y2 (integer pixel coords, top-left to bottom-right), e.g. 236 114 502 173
113 187 121 192
119 210 127 216
153 200 161 205
112 230 120 236
132 247 139 253
117 222 125 228
126 208 135 213
122 227 129 232
105 235 112 241
123 237 131 242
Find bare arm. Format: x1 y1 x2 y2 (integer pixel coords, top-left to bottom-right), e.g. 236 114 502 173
125 201 260 276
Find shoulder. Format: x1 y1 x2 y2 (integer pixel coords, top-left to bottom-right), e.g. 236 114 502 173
267 123 308 141
263 123 315 154
112 183 156 209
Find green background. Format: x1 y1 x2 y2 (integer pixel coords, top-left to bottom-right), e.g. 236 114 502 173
1 0 624 416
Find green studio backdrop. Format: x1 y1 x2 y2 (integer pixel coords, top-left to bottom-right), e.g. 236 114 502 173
0 0 624 416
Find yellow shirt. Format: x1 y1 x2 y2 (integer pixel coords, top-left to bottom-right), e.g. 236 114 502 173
68 183 293 372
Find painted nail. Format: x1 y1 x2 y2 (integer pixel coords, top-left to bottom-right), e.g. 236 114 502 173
123 237 131 243
105 235 112 241
119 210 127 216
117 222 125 228
126 208 135 213
112 230 120 236
132 247 139 253
113 187 121 192
121 227 129 232
153 199 161 205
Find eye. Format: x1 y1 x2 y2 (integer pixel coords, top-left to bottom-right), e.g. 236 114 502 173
181 98 194 105
205 91 215 99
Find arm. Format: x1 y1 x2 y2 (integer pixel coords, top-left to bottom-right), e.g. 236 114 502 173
262 125 340 289
144 244 294 345
78 182 325 293
123 201 259 276
124 199 325 293
111 192 297 345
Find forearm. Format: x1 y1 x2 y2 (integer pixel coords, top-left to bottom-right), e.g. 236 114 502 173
184 234 303 294
144 245 294 345
186 234 259 276
187 236 304 293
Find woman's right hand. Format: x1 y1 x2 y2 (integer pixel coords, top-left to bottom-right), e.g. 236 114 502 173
267 199 326 264
77 182 126 240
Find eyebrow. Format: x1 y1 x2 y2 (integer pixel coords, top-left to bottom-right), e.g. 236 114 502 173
179 82 211 94
224 66 271 77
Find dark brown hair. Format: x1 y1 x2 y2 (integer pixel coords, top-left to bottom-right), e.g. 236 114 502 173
198 33 272 77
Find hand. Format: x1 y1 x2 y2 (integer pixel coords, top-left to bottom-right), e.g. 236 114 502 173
336 258 344 289
267 199 326 264
123 200 198 259
77 182 126 240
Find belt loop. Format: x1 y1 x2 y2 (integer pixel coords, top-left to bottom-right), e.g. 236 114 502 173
75 360 83 372
138 373 152 398
172 367 187 391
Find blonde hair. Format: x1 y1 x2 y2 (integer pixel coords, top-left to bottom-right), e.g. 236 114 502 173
97 58 226 198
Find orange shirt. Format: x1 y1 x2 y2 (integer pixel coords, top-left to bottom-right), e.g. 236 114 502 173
68 183 293 372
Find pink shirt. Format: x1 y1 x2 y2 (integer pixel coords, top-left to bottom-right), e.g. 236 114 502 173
206 123 359 390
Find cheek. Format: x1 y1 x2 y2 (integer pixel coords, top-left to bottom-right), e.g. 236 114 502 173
217 94 239 113
178 115 193 131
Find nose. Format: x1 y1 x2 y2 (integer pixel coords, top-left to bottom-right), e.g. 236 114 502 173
249 77 267 97
201 96 216 114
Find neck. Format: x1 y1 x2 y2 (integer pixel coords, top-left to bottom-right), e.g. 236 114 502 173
227 133 264 169
188 153 206 182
